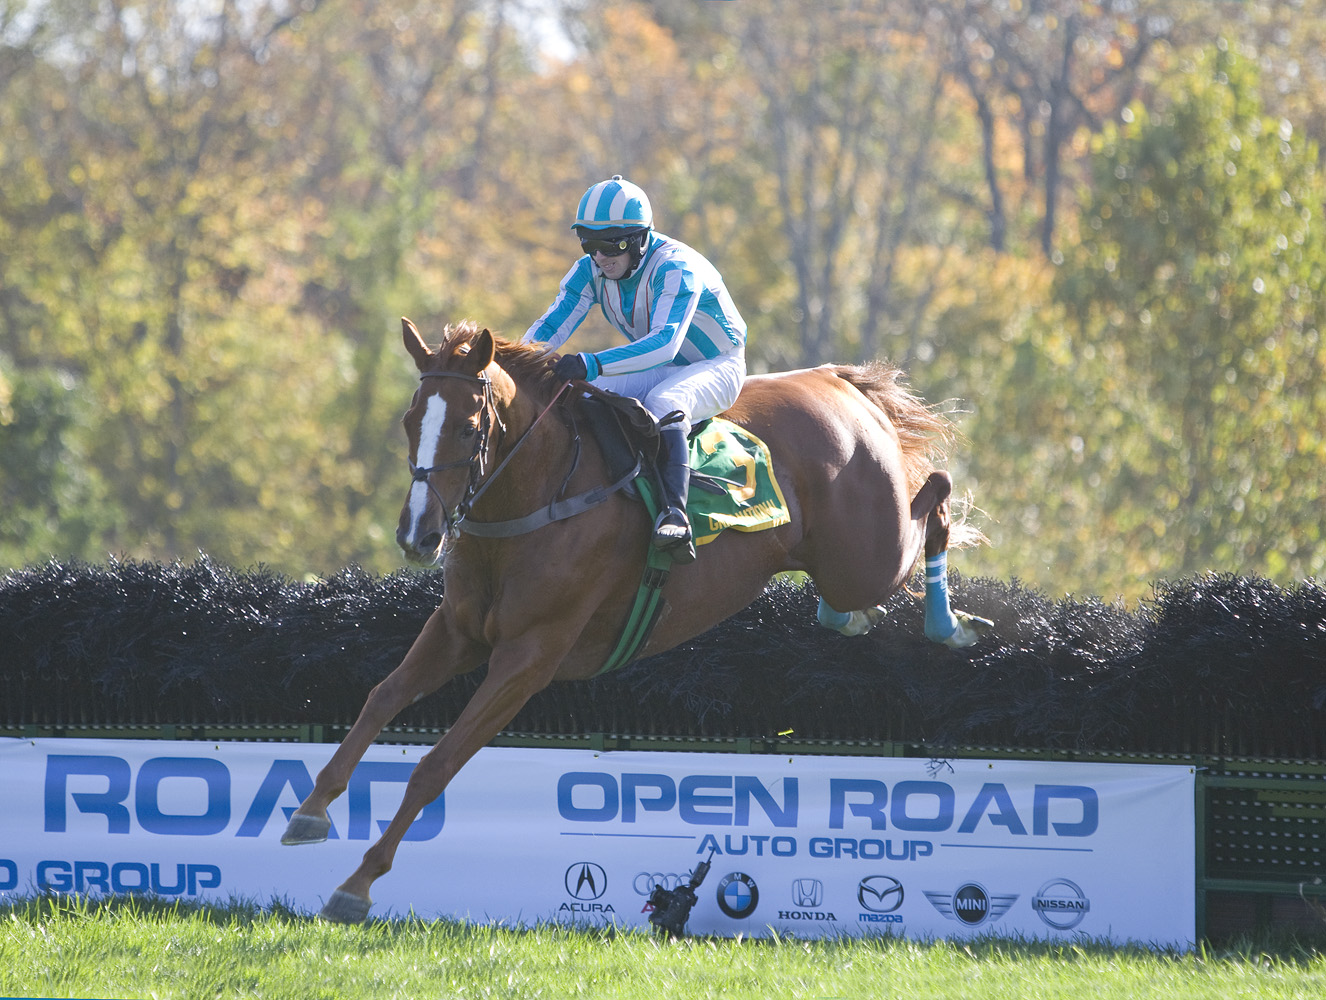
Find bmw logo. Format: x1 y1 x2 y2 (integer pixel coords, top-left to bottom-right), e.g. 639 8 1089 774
716 872 760 919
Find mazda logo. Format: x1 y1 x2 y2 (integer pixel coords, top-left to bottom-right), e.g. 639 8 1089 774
564 862 607 901
858 875 904 913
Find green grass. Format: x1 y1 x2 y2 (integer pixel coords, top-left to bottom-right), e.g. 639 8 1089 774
1 896 1323 1000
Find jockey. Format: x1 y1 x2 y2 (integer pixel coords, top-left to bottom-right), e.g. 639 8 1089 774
522 175 748 564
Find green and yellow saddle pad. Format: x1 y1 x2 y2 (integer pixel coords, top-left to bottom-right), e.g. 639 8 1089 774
637 418 790 544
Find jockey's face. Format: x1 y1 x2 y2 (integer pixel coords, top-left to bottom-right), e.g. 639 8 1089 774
592 247 633 280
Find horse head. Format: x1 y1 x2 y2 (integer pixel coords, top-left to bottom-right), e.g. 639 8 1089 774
396 317 501 563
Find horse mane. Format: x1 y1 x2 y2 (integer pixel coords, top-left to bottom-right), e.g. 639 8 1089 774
434 320 562 396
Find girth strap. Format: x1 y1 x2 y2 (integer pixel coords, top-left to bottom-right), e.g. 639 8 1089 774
596 543 672 675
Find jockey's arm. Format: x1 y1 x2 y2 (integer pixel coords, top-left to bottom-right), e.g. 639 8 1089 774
521 258 597 351
589 262 700 378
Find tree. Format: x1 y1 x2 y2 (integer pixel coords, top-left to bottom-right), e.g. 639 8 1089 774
967 45 1326 597
924 0 1170 257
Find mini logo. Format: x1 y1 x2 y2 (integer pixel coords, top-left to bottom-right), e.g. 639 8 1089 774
716 872 760 919
565 862 607 901
858 875 904 914
924 882 1017 927
792 878 823 908
1032 878 1091 931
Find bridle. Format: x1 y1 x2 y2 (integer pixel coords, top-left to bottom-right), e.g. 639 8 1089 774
407 369 576 539
408 370 504 538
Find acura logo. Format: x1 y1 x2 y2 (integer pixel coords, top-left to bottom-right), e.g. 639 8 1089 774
564 862 607 901
858 875 904 914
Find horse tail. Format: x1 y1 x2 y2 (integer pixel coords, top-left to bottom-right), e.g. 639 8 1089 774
828 363 984 549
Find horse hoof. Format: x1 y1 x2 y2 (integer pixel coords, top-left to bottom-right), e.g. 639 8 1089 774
835 605 887 637
320 889 373 924
943 611 994 649
280 813 331 845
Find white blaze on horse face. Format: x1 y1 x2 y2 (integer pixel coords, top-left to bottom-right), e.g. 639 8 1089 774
406 394 448 544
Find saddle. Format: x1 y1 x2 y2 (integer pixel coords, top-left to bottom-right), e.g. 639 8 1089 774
570 386 753 514
570 385 664 499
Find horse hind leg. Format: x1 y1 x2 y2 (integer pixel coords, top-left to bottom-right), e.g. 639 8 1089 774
813 470 955 638
920 483 992 649
816 598 887 637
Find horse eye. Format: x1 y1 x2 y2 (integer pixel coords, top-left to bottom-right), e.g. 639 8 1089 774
459 424 478 440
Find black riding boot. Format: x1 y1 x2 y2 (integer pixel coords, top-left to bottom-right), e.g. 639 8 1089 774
653 422 696 564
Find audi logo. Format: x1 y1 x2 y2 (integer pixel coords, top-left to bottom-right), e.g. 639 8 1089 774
633 872 688 896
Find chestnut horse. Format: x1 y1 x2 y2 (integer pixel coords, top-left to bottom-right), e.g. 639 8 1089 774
282 318 988 922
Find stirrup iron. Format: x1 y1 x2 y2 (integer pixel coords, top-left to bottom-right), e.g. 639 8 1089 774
652 507 696 564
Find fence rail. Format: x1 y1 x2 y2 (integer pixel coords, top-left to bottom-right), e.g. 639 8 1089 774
5 722 1323 940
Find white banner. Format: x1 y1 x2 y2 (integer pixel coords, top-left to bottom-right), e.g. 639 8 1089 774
0 739 1194 946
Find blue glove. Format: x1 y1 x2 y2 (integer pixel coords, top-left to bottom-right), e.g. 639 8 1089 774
553 354 589 381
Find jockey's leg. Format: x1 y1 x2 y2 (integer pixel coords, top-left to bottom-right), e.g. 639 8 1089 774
635 357 743 567
653 417 696 564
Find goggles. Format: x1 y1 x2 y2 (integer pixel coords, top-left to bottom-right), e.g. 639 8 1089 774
580 236 633 257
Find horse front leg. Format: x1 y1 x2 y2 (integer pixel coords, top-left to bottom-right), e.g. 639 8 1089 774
320 634 565 923
280 607 485 846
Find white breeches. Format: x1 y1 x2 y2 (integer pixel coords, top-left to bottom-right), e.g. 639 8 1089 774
595 350 746 426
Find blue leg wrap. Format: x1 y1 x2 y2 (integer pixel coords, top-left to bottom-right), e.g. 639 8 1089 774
923 552 959 643
817 598 853 631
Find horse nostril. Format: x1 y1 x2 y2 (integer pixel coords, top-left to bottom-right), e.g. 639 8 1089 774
418 532 443 553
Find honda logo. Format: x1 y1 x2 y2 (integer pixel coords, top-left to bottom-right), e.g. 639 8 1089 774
791 878 823 908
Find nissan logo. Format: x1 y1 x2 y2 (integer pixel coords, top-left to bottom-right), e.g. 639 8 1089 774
858 875 904 914
564 862 607 901
1032 878 1091 931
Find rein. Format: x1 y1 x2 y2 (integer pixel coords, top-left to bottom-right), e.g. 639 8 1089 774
461 379 571 517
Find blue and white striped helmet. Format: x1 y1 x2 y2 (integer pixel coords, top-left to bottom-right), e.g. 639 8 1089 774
571 175 653 232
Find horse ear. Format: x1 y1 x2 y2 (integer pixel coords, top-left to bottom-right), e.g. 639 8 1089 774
402 317 431 371
463 328 496 375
